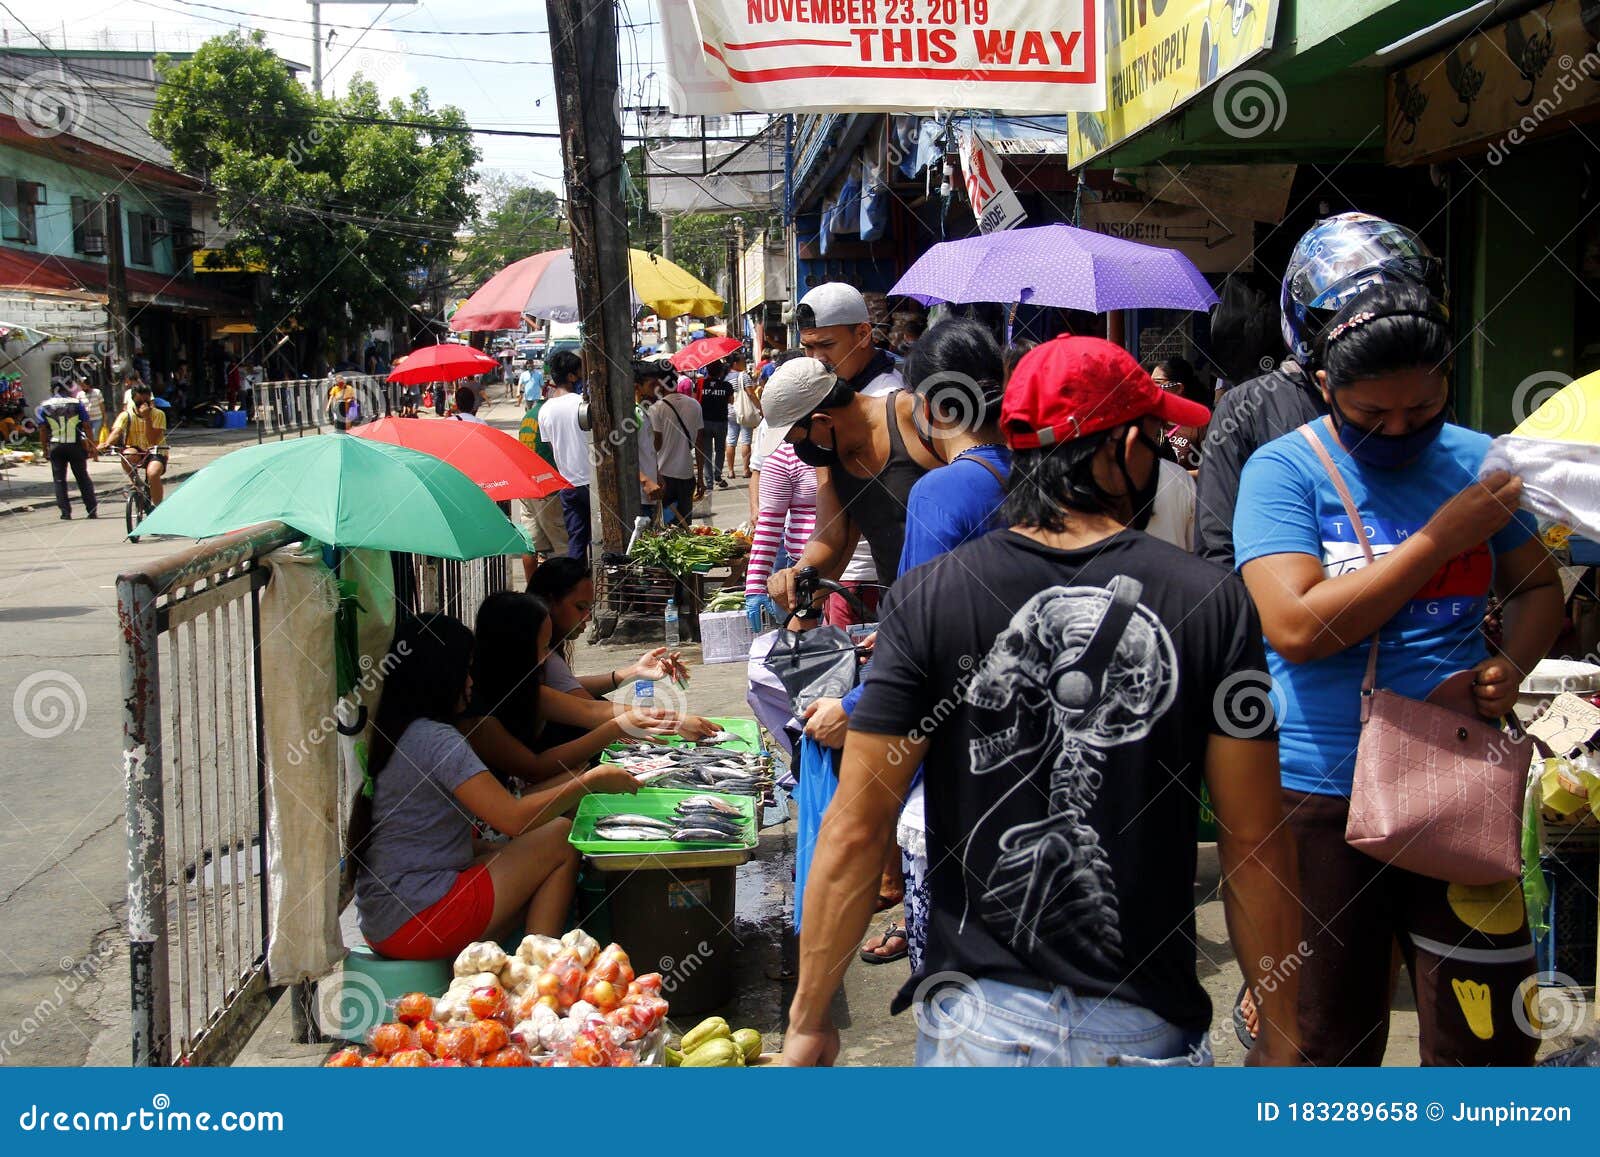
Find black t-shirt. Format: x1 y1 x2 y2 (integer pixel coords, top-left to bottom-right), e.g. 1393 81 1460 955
699 377 734 423
851 528 1271 1031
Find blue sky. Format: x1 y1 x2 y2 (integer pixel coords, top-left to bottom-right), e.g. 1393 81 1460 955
5 0 676 192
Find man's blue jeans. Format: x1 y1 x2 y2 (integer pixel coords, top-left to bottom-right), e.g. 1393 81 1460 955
913 976 1211 1067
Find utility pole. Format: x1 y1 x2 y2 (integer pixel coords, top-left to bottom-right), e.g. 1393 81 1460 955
725 216 743 343
103 194 132 374
546 0 637 553
310 2 416 97
660 214 675 353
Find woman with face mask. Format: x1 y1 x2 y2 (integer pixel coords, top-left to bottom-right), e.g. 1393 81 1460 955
1234 284 1563 1066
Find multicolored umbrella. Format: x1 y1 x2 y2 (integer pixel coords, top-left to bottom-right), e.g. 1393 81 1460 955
670 336 742 372
131 433 529 560
890 223 1219 313
449 248 724 331
387 343 498 385
351 417 570 500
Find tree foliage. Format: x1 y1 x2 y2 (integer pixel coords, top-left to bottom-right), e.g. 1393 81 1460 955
450 173 566 293
150 31 479 351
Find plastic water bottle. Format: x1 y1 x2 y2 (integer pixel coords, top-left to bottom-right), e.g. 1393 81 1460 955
664 597 680 646
634 679 655 712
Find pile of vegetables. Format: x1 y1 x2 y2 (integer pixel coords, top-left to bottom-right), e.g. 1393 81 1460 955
324 930 670 1068
665 1016 764 1067
702 587 746 613
628 527 750 575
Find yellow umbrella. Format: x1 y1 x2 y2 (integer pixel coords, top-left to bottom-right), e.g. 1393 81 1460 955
627 249 723 319
1512 370 1600 443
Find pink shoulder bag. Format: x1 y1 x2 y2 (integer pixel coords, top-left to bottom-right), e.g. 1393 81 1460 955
1297 422 1529 885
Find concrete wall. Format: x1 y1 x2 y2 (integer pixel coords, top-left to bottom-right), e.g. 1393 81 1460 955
0 292 110 408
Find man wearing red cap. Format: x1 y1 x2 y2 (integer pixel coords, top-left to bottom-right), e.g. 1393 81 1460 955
783 336 1302 1068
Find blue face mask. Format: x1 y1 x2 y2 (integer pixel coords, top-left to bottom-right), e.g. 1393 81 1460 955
1329 394 1447 469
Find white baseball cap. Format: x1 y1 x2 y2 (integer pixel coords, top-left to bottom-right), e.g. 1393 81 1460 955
760 357 839 432
796 283 870 329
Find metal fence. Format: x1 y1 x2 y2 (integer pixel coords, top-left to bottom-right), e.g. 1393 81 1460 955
253 375 405 441
119 522 516 1065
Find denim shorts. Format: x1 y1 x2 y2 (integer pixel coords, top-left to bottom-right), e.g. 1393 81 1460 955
912 975 1212 1068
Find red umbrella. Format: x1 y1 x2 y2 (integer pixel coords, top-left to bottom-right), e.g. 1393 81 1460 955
669 336 742 372
387 343 498 385
350 417 571 500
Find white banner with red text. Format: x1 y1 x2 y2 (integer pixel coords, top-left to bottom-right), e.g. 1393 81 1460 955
660 0 1106 115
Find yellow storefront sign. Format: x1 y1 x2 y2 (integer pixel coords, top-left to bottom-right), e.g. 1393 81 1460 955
1068 0 1280 168
192 248 268 274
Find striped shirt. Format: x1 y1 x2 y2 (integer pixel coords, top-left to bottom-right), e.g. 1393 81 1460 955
746 442 818 596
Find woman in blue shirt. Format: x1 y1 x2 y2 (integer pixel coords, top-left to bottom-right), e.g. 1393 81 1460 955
1234 285 1561 1065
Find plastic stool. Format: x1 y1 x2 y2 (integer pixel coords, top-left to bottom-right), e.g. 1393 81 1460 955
322 946 453 1042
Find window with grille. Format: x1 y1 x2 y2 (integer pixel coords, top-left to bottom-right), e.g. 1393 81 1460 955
0 178 43 245
71 196 107 254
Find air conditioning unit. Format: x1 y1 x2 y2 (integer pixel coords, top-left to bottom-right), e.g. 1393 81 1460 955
171 226 202 251
81 232 106 255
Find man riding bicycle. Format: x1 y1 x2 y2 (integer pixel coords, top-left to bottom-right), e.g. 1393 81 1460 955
104 383 168 506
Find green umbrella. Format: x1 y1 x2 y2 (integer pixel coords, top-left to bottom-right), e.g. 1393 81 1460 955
133 433 530 560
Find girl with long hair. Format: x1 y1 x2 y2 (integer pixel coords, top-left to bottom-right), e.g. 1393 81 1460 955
350 614 620 960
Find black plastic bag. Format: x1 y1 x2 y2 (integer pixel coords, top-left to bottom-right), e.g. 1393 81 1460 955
763 626 861 713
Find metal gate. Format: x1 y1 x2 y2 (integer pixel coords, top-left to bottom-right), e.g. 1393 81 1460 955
120 522 514 1065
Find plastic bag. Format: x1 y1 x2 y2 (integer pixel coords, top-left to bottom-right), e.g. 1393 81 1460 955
764 624 860 713
792 737 840 932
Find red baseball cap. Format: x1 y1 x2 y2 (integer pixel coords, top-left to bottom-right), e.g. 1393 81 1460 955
1001 335 1211 449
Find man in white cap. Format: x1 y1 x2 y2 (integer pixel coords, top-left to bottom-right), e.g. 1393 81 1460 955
785 282 908 627
762 355 940 620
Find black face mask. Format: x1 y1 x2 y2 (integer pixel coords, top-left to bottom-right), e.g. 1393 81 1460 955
791 418 841 469
1116 431 1163 531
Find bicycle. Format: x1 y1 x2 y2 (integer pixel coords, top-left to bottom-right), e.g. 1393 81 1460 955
109 446 159 540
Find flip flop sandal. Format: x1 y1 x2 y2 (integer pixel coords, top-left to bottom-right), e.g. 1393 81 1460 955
1232 981 1257 1050
859 922 909 964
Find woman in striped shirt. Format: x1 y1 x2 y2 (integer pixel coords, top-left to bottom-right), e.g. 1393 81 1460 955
744 439 817 631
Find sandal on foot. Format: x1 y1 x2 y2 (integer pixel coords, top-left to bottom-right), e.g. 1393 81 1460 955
859 922 909 964
1232 981 1257 1050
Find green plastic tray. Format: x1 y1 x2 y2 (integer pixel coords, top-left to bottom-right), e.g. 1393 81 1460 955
569 787 757 857
604 715 761 755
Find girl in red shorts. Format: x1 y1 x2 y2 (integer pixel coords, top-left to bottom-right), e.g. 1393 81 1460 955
349 614 635 961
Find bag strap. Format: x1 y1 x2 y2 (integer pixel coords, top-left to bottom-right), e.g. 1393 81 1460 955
954 447 1007 488
1296 420 1381 704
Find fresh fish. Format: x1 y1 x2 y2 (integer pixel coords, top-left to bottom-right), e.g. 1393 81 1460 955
597 826 676 841
671 826 745 843
677 795 742 816
595 814 674 833
670 807 742 828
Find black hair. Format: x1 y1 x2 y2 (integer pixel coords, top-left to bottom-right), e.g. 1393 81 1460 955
794 303 818 329
546 349 582 385
1002 340 1037 384
528 556 590 603
467 591 552 754
903 317 1004 427
902 313 928 339
455 385 477 412
347 613 475 862
705 359 729 382
1316 283 1452 392
1001 435 1121 530
1154 357 1207 406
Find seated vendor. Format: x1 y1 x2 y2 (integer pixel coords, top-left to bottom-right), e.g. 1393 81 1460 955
459 591 679 784
351 613 627 961
527 558 720 744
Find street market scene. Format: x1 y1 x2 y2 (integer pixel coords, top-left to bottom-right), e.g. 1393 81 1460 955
1 0 1600 1119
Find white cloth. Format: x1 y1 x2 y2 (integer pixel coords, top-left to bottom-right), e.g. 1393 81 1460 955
651 392 704 478
260 545 343 984
637 414 659 502
1481 434 1600 539
749 420 788 472
895 782 926 859
1146 458 1196 552
539 391 590 485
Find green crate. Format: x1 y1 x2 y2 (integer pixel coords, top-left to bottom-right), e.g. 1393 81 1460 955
569 788 757 857
604 715 762 756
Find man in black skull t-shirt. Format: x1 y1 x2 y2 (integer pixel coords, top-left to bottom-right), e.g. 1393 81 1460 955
698 363 735 489
782 336 1302 1068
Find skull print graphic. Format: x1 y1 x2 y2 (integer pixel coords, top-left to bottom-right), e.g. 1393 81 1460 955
960 576 1177 967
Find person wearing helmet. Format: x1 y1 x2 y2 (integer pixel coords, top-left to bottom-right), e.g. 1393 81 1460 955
1195 213 1443 569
